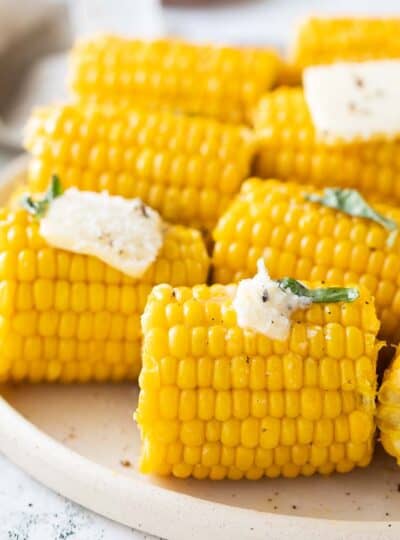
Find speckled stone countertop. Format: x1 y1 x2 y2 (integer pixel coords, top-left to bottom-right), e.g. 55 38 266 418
0 454 160 540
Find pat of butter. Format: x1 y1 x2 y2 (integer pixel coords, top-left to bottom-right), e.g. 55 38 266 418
303 60 400 143
233 260 311 341
40 189 164 279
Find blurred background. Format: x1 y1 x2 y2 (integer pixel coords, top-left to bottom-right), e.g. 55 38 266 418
0 0 399 156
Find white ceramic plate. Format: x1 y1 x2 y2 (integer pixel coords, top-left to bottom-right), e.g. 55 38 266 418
1 157 400 540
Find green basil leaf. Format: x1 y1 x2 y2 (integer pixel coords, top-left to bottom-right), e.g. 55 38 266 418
20 175 63 218
305 188 397 233
48 175 62 202
278 277 359 303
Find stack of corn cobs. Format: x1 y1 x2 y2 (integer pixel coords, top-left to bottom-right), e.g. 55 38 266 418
5 17 400 480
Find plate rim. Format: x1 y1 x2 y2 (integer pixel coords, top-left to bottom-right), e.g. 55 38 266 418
0 156 399 539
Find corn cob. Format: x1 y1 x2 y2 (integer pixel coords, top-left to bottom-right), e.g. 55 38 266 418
0 207 209 383
136 280 380 479
24 104 255 231
253 87 400 204
377 350 400 463
212 179 400 341
292 17 400 71
69 36 281 124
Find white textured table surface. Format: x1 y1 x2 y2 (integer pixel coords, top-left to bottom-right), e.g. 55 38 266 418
2 0 400 539
0 454 158 540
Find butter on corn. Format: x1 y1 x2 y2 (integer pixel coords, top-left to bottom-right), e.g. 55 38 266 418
0 203 209 383
233 259 359 341
252 87 400 205
233 259 311 341
136 278 380 479
303 60 400 144
40 188 163 279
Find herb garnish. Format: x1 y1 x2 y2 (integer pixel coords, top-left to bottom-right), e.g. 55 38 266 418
305 188 398 246
21 175 62 218
278 277 359 304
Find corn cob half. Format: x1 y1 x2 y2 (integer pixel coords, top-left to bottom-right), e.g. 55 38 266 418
253 87 400 204
0 207 209 383
136 280 380 479
212 179 400 341
292 17 400 71
25 104 255 231
377 349 400 464
69 36 280 124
